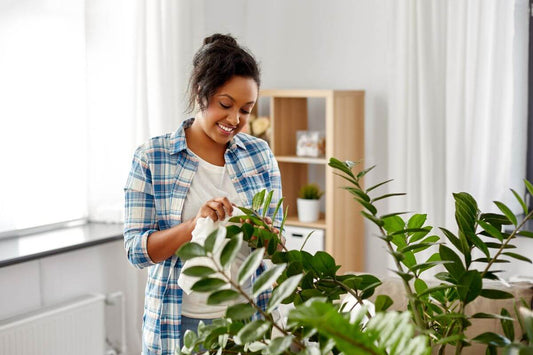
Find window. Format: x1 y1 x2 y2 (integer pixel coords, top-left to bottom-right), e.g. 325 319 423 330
0 0 88 233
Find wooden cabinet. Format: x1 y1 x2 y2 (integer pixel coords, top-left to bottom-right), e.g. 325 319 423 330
256 89 365 272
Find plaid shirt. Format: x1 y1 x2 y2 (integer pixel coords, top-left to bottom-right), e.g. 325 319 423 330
124 118 283 355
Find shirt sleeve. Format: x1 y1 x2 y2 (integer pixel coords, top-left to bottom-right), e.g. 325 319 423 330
123 147 158 269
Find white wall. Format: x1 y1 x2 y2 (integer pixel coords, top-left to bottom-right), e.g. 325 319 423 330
188 0 391 275
0 242 145 355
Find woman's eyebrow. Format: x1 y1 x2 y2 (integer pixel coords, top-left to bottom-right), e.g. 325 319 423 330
217 93 255 105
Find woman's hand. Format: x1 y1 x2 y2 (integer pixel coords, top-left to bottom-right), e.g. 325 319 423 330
243 216 287 252
194 196 233 223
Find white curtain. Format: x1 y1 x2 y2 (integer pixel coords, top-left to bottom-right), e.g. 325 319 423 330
387 0 528 266
134 0 192 143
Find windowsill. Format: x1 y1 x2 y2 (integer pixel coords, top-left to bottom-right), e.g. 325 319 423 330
0 222 123 268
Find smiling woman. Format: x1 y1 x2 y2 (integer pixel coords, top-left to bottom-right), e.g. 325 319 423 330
123 33 283 354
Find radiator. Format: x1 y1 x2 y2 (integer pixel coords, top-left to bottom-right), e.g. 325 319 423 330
0 294 106 355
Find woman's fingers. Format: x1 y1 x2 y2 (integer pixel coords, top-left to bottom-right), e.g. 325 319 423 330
198 196 233 221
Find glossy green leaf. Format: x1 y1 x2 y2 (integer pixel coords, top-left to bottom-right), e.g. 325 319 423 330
207 289 240 305
225 303 256 320
494 201 517 226
267 336 293 355
414 278 428 294
191 278 227 293
480 212 513 226
262 190 274 218
343 187 370 202
267 236 278 255
502 252 532 263
472 332 511 347
408 214 428 229
236 319 270 344
468 232 491 259
371 192 406 203
361 211 384 227
183 329 197 349
220 233 243 268
272 197 284 223
439 227 463 254
252 189 266 211
457 270 482 304
510 188 528 216
471 312 514 320
366 178 394 193
176 242 206 260
355 197 377 215
328 157 357 179
267 274 303 312
454 192 478 235
519 307 533 344
204 229 219 253
417 284 455 298
252 263 286 297
356 164 375 179
237 248 264 285
525 179 533 198
374 294 393 312
518 230 533 238
480 289 514 299
500 308 515 341
439 245 465 279
395 270 414 282
478 219 503 241
382 215 405 234
181 265 216 277
311 251 339 277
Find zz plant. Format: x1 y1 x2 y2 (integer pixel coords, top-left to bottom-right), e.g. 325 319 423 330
175 158 533 354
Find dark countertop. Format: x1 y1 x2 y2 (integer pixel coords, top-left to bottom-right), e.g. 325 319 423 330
0 222 124 268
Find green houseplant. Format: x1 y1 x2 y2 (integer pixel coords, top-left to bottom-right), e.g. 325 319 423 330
297 183 324 223
175 158 533 355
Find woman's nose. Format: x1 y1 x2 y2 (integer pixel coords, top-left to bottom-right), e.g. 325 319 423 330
227 109 240 125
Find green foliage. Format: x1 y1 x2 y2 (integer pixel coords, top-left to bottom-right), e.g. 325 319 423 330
298 183 324 200
174 159 533 354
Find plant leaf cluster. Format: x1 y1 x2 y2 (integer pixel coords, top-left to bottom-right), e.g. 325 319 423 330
174 157 533 354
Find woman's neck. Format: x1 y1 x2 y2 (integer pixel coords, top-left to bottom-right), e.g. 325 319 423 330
185 123 226 166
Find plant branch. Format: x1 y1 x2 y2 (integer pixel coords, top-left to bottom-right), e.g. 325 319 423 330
210 255 307 351
481 209 533 278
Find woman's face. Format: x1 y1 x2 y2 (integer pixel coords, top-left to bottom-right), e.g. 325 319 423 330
197 75 258 146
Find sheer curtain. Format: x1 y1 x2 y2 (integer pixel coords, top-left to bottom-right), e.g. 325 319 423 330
387 0 528 268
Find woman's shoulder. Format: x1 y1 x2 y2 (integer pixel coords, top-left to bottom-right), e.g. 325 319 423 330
134 133 175 158
234 132 271 152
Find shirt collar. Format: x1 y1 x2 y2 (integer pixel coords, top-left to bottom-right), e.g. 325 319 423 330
169 117 245 155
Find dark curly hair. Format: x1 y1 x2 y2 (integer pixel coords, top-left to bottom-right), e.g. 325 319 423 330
186 33 261 113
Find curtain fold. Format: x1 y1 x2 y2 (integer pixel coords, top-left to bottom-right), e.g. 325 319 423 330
134 0 186 143
387 0 528 269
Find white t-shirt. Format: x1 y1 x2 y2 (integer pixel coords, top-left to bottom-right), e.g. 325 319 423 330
181 153 252 318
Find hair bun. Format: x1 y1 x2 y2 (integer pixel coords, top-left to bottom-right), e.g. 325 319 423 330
203 33 237 47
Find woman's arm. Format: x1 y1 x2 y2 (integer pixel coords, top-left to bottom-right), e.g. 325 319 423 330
146 197 233 263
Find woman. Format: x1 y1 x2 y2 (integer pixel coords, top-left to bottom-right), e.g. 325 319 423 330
123 33 283 354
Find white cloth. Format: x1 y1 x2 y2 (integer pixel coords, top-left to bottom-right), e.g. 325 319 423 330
177 216 231 296
178 207 253 318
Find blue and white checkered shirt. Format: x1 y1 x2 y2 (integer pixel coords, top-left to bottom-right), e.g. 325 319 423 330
124 118 283 355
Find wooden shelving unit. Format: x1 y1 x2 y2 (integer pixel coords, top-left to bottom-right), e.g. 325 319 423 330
257 89 365 273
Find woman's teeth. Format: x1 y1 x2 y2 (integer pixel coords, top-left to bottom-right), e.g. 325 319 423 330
217 123 234 132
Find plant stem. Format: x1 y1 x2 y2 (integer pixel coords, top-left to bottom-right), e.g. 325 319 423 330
378 225 426 330
212 258 307 351
481 209 533 278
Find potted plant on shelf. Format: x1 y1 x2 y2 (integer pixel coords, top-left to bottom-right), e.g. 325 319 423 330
297 183 324 223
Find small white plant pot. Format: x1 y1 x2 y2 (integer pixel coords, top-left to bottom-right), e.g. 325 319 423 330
297 198 320 223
